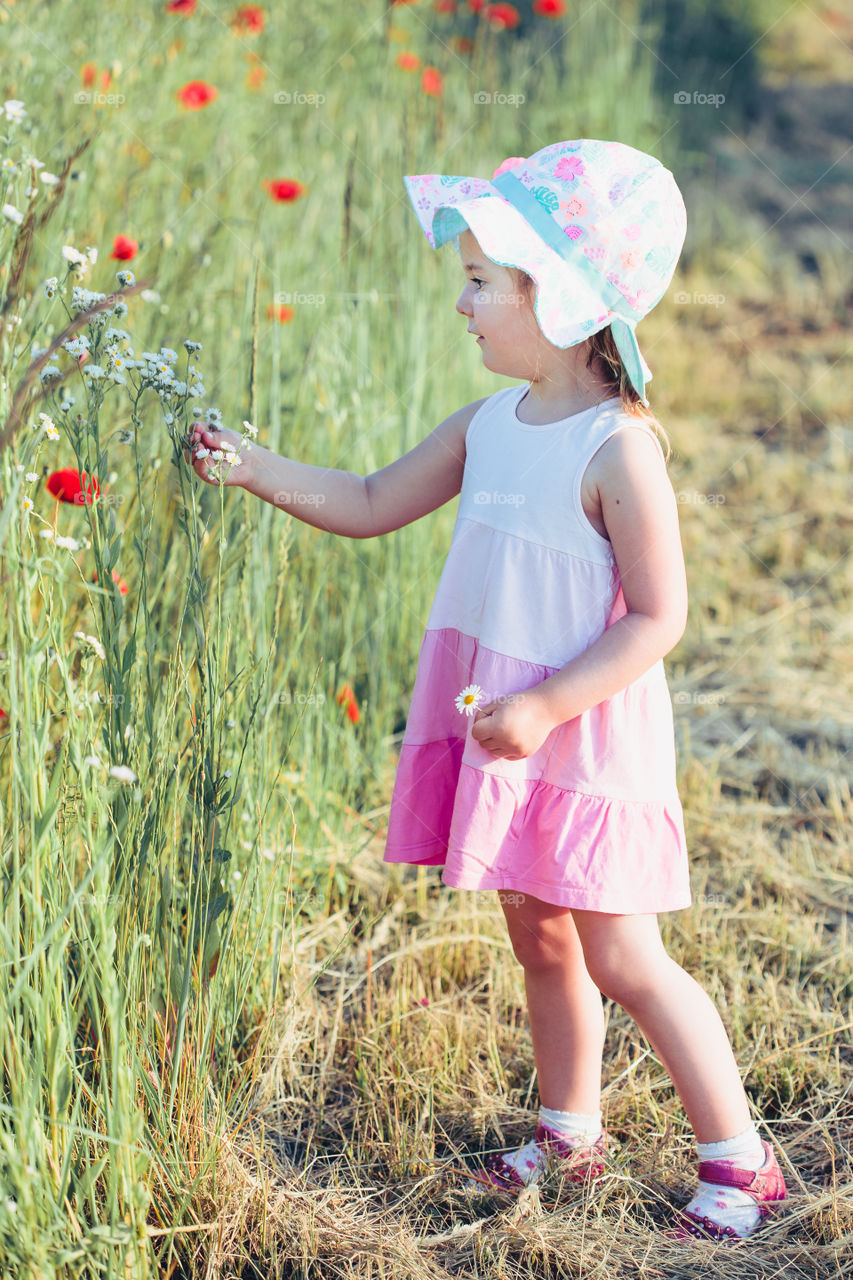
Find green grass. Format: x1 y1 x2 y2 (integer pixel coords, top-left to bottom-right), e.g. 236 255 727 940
0 1 851 1276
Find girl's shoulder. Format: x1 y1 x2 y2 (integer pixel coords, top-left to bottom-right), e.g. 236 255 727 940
583 415 671 509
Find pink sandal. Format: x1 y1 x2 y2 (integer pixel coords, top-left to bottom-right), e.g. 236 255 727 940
666 1140 788 1243
468 1123 608 1193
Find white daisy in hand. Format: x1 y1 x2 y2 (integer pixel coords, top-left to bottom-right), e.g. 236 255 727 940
454 684 484 717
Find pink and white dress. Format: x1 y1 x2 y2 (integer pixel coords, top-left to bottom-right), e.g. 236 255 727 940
382 384 691 914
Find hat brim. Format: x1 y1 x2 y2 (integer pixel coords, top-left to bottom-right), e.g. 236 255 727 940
404 174 653 400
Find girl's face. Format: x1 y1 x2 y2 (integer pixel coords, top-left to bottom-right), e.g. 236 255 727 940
455 228 544 377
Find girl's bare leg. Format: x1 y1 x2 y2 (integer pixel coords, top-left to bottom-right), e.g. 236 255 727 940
499 892 605 1114
570 909 751 1142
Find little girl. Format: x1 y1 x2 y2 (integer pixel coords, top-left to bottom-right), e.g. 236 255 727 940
186 139 787 1243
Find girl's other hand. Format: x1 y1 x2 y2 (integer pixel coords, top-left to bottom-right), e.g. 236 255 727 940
471 691 557 760
184 423 250 487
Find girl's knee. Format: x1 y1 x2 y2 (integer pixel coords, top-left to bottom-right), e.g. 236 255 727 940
584 950 672 1008
502 899 583 973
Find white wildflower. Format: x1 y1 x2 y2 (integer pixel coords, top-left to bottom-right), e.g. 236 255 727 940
2 203 24 226
38 366 61 383
140 289 160 304
21 495 34 513
38 528 54 541
74 631 106 661
454 683 485 717
83 364 106 381
193 445 210 458
43 276 59 300
62 245 87 268
24 156 44 171
25 472 38 482
242 420 258 437
40 171 60 186
62 335 90 357
3 99 26 123
108 765 137 784
82 755 102 767
116 269 135 287
54 535 81 551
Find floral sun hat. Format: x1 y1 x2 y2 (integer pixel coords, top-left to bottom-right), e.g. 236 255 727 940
404 139 688 406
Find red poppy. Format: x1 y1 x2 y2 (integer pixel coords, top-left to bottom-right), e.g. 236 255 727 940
100 69 112 90
335 683 360 725
230 4 265 33
92 568 129 595
532 0 565 13
267 303 294 323
467 0 486 11
110 234 138 261
395 51 421 71
421 66 443 96
483 2 520 27
80 62 97 89
262 178 306 203
177 80 218 110
451 34 475 52
46 468 100 505
246 64 266 89
435 0 457 10
165 0 197 12
0 709 6 722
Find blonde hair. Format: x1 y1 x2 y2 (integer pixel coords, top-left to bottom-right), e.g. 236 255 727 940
510 267 672 464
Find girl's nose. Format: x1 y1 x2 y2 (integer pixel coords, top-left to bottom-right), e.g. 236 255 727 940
456 288 472 316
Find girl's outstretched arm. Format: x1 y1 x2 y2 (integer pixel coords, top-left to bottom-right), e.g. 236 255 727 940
188 397 486 538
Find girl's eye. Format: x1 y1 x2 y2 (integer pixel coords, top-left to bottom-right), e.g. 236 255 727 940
470 278 485 289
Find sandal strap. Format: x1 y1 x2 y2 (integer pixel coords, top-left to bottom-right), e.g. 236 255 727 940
697 1141 787 1204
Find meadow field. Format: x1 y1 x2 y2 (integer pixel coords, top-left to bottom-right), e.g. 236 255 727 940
0 0 851 1275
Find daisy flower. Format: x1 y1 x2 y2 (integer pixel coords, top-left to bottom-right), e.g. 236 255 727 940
3 99 26 123
2 204 24 226
454 683 484 716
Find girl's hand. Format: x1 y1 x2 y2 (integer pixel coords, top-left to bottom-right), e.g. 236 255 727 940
471 692 557 760
183 423 252 487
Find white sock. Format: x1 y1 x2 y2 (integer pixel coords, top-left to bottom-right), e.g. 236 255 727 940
538 1105 603 1143
498 1107 602 1185
683 1124 766 1237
